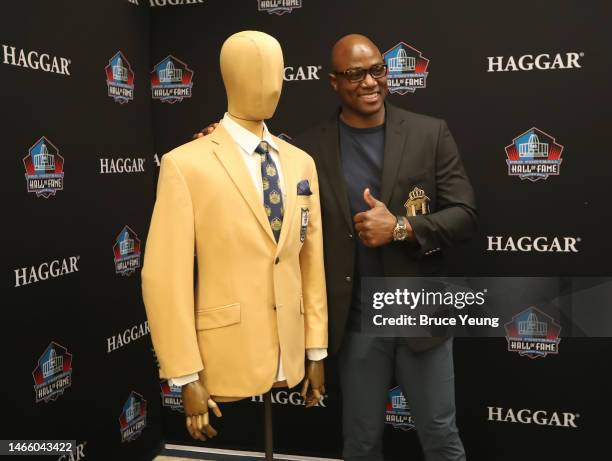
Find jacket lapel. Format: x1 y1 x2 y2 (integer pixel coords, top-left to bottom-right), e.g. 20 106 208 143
381 103 408 206
210 125 276 244
320 114 352 231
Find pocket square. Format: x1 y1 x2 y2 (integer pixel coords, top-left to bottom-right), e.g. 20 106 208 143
297 179 312 196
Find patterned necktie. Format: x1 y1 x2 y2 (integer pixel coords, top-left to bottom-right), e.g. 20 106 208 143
255 141 284 242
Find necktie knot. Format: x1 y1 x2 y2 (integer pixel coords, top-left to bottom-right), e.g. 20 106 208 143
255 141 269 156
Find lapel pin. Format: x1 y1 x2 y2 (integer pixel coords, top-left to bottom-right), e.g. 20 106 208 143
404 186 430 216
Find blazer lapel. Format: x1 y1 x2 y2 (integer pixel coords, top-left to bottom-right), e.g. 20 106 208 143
381 103 408 206
275 145 298 255
210 125 276 244
320 114 352 231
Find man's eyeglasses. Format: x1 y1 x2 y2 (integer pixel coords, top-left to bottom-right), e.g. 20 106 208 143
333 63 388 83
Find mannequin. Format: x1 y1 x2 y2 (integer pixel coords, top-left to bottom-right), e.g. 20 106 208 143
142 31 327 442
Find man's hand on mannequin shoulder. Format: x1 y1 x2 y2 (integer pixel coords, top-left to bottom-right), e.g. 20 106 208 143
354 188 413 247
193 123 219 139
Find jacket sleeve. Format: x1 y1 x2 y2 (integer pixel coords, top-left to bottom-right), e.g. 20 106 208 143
299 156 329 349
407 120 477 257
141 154 204 379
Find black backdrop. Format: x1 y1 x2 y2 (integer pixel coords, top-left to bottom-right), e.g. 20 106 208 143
3 1 612 460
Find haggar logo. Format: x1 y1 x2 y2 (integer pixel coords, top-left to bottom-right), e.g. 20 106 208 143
100 157 145 174
487 407 579 428
487 52 583 72
258 0 302 15
107 321 150 353
14 256 80 288
251 390 327 407
2 45 70 75
284 65 321 81
487 236 580 253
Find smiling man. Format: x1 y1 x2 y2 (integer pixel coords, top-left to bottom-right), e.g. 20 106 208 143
293 34 476 461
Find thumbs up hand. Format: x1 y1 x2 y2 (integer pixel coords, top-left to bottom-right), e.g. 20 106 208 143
363 187 383 209
353 188 399 247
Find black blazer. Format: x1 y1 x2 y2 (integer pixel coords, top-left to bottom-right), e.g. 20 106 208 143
294 102 477 354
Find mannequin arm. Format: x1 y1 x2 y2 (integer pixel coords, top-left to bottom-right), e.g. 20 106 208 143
182 378 222 441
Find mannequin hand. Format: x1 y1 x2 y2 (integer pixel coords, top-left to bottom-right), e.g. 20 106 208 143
300 359 325 408
182 379 223 441
354 188 408 247
193 122 219 140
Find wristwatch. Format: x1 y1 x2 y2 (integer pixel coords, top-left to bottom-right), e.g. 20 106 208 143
392 216 409 241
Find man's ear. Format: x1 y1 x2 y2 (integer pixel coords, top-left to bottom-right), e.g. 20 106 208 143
328 73 338 92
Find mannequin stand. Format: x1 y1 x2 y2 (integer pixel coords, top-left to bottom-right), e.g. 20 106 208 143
264 391 274 460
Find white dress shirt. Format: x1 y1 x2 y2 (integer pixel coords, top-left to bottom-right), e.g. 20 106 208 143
169 114 327 387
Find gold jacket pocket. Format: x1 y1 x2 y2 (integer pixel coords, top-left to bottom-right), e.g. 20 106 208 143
196 303 241 330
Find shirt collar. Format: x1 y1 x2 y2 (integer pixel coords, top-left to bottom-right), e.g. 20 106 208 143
221 113 279 155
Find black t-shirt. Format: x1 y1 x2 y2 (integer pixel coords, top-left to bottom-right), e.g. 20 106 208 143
338 118 385 329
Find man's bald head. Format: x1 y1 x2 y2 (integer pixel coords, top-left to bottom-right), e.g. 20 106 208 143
328 34 387 127
331 34 382 72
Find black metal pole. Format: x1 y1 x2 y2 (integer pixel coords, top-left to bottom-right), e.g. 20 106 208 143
263 390 273 461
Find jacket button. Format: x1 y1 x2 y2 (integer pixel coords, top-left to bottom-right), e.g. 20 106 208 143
348 233 353 239
345 276 352 282
273 304 277 310
275 257 280 264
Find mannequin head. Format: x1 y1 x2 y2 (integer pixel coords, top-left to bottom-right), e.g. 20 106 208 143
220 31 284 124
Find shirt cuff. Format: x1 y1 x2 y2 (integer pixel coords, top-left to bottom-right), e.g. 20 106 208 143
306 348 328 361
169 373 200 387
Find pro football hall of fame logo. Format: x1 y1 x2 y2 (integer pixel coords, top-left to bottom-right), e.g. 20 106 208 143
160 380 184 412
383 41 429 94
257 0 302 15
23 136 65 198
119 391 147 442
151 55 194 103
32 342 73 403
113 225 141 276
505 306 562 358
385 386 415 431
105 51 135 104
505 127 564 181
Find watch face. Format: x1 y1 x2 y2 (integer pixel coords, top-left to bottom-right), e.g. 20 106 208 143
394 227 408 241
